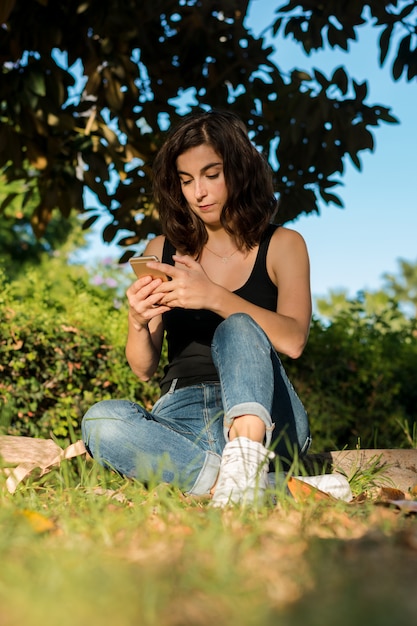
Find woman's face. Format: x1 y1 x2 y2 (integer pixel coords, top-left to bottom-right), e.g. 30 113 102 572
176 144 228 228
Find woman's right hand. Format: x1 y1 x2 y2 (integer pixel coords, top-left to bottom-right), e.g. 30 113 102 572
126 275 171 329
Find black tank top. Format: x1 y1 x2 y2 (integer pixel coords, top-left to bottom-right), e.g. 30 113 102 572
159 223 279 393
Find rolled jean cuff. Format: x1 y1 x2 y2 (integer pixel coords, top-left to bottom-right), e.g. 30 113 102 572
223 402 275 447
186 450 221 496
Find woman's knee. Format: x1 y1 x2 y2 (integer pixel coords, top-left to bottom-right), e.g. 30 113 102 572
82 400 108 430
212 314 271 365
213 313 263 345
81 400 128 448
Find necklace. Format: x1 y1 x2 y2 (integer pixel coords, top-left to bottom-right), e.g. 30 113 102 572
205 245 239 263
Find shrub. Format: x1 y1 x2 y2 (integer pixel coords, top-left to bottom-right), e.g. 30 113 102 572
0 261 165 441
1 260 416 451
283 305 417 451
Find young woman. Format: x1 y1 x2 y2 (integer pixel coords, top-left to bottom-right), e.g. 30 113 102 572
82 110 312 507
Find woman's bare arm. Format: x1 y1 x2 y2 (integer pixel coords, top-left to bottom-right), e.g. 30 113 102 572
125 236 169 380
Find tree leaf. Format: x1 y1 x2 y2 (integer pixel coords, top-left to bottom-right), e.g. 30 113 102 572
287 477 333 502
331 66 348 95
118 249 136 264
27 71 46 97
327 25 349 51
81 214 99 230
353 79 368 102
392 34 412 81
17 510 57 534
102 222 118 243
379 24 393 66
374 106 399 125
320 190 344 207
0 193 19 213
407 54 417 80
313 68 330 89
399 3 416 19
272 17 282 36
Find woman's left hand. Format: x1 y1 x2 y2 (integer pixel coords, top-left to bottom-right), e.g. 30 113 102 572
147 255 215 310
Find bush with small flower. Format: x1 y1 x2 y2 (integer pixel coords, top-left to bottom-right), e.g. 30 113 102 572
0 254 166 441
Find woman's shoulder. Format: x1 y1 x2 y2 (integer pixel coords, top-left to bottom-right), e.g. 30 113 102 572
143 235 166 260
267 225 309 274
270 225 307 249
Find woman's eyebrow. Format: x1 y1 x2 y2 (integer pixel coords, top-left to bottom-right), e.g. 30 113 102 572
177 161 223 176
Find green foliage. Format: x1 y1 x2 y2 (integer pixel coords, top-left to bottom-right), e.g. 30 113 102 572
316 257 417 323
0 174 86 279
283 304 417 451
275 1 417 80
382 257 417 318
1 254 416 451
0 0 408 254
0 260 165 440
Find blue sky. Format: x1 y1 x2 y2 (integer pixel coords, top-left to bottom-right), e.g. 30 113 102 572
84 1 417 301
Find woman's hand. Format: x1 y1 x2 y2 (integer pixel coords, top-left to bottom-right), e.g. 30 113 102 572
126 275 171 329
148 255 216 310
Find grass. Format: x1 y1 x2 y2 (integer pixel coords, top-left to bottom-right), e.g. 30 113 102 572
1 457 417 626
338 452 396 495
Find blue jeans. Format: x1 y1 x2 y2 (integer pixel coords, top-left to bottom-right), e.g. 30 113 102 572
82 313 311 495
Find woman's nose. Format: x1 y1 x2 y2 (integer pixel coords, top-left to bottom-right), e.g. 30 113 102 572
194 179 207 200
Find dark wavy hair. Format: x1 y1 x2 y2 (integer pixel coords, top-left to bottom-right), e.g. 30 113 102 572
152 109 278 256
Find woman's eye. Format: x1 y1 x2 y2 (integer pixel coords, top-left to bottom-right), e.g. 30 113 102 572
207 173 219 180
181 179 192 186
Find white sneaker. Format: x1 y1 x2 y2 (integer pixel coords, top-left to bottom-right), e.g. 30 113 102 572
211 437 275 508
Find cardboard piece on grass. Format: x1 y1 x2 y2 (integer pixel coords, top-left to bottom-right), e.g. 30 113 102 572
0 435 87 493
305 449 417 494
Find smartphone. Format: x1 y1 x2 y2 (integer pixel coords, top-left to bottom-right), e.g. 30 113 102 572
129 255 169 281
